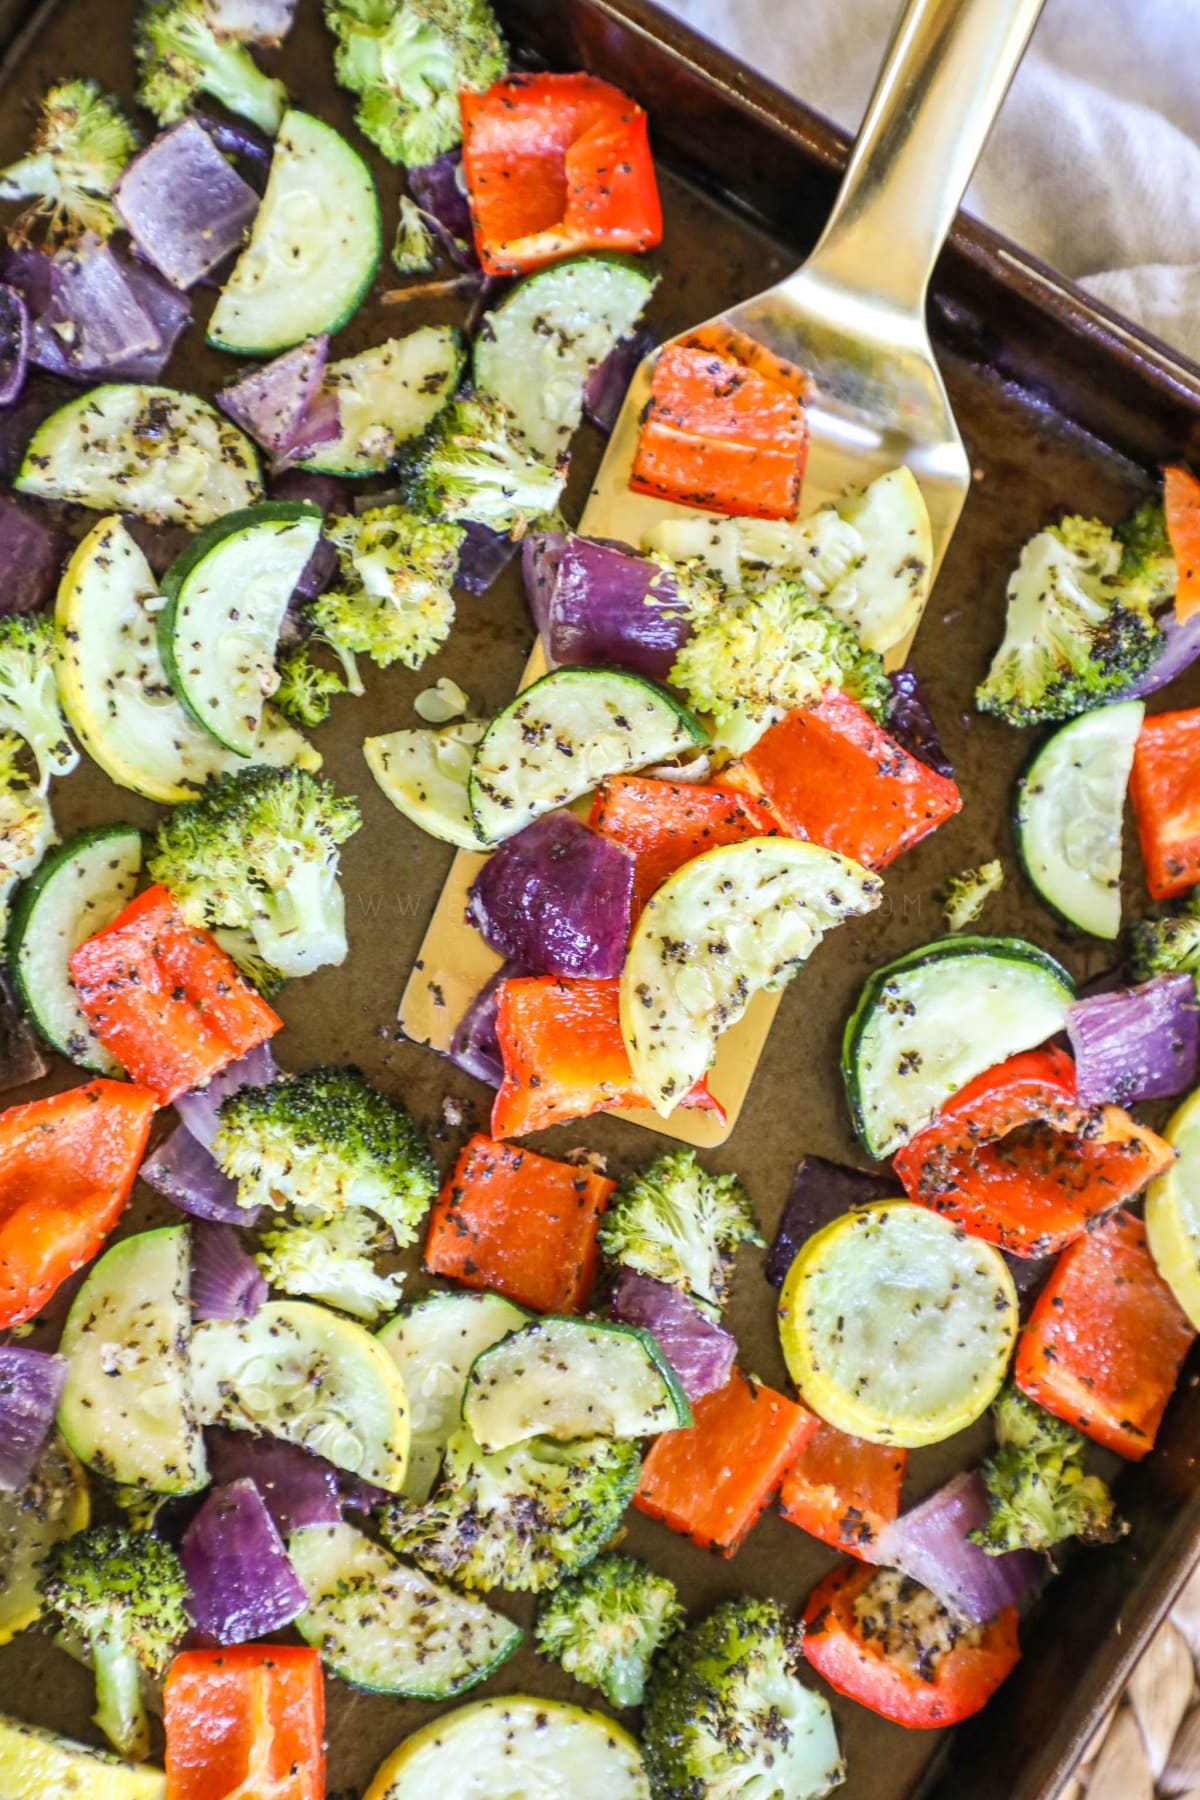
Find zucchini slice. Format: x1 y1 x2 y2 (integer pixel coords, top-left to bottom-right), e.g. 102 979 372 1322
1014 698 1143 939
290 1520 521 1698
0 1716 165 1800
190 1300 409 1492
363 1696 650 1800
364 720 488 851
208 110 381 354
7 823 142 1072
469 667 706 845
0 1434 89 1647
1146 1085 1200 1330
645 465 933 656
843 935 1076 1159
57 1226 208 1494
462 1316 691 1453
473 255 658 462
778 1200 1018 1447
56 517 316 804
298 328 464 477
158 502 323 755
622 837 882 1116
377 1290 530 1501
17 385 261 527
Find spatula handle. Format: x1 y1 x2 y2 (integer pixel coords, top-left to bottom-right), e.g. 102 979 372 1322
806 0 1045 316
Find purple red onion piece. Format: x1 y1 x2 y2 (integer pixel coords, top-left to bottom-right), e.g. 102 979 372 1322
765 1155 897 1288
406 152 478 271
583 324 656 433
1120 605 1200 700
610 1270 736 1402
0 284 29 407
0 1345 67 1491
529 532 693 683
205 1428 342 1537
1067 974 1199 1108
190 1222 267 1322
115 118 259 291
202 0 298 41
0 498 68 618
456 519 519 595
447 959 530 1089
173 1041 280 1150
140 1124 257 1226
180 1478 308 1644
869 1471 1041 1624
218 335 328 454
466 811 634 980
886 669 955 779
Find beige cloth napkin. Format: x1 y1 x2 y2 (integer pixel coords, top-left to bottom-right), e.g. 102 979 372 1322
660 0 1200 365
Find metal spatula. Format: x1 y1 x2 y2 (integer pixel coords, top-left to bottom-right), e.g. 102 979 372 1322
400 0 1046 1144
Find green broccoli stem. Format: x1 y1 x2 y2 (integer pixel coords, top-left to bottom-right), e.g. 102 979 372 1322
253 860 348 978
91 1628 150 1760
202 46 285 136
0 151 58 201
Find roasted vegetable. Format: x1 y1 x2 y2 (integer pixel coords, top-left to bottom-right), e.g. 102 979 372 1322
273 643 348 727
403 392 565 534
326 0 506 168
254 1207 406 1322
597 1147 762 1314
214 1063 437 1243
534 1552 683 1708
311 507 463 684
971 1384 1121 1557
147 766 361 983
0 79 137 242
39 1523 190 1758
0 613 78 791
941 861 1004 931
136 0 287 132
380 1426 640 1593
643 1595 843 1800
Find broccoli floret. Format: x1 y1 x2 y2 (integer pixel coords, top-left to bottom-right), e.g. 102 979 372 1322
976 515 1161 726
0 79 138 243
0 614 79 792
136 0 287 133
597 1148 763 1315
1116 496 1176 613
39 1524 190 1759
970 1384 1122 1557
534 1552 684 1707
941 860 1004 931
273 642 347 727
255 1206 406 1321
147 765 361 982
326 0 506 168
643 1596 844 1800
213 1064 437 1243
381 1426 640 1593
309 507 463 684
0 730 55 933
669 577 890 729
393 193 436 274
403 392 566 535
1130 891 1200 984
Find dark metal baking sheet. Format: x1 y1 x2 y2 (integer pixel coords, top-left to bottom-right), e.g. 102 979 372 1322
2 2 1200 1797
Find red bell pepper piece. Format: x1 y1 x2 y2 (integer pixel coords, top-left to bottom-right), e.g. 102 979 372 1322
0 1078 157 1329
424 1132 613 1314
491 974 725 1138
634 1369 817 1555
461 72 662 275
164 1644 324 1800
1165 464 1200 623
589 774 783 916
779 1420 907 1560
1015 1208 1194 1459
892 1046 1175 1258
631 331 809 520
733 690 962 868
70 886 281 1105
802 1561 1020 1729
1130 708 1200 900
